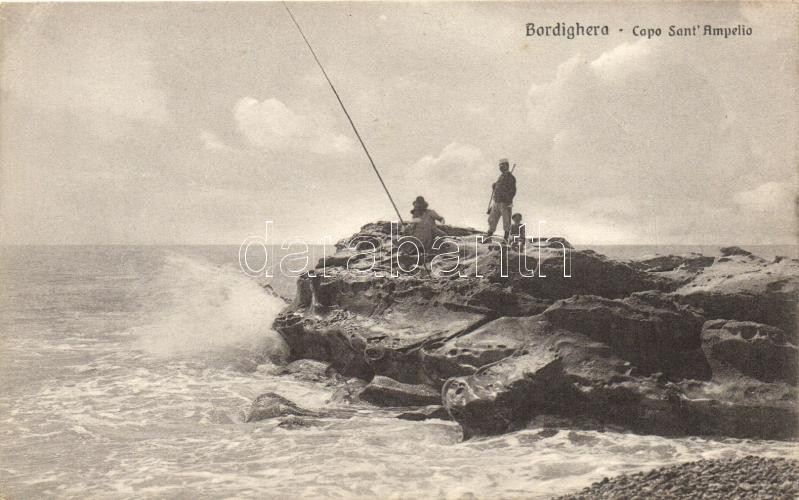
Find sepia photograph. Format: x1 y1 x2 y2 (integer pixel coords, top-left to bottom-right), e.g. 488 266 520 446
1 1 797 498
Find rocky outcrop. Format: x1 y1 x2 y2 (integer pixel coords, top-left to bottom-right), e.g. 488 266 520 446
269 221 798 440
671 252 799 340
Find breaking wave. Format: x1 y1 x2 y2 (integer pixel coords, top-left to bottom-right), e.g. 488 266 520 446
131 254 289 369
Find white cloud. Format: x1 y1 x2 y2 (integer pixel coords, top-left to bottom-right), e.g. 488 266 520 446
733 178 797 214
233 96 353 155
410 142 491 182
234 97 305 150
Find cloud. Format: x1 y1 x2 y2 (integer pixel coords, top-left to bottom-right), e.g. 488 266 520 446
410 142 491 182
519 39 799 243
733 178 797 214
233 96 353 155
527 41 730 201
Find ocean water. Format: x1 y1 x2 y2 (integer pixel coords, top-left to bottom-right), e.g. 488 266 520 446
1 245 797 499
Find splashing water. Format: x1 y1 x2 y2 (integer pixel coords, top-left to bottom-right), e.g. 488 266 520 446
132 254 290 368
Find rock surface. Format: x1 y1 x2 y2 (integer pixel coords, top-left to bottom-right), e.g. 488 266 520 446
702 319 797 385
270 221 799 440
671 252 799 339
358 375 441 406
560 456 799 499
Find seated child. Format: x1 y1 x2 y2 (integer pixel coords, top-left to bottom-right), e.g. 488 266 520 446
509 213 526 251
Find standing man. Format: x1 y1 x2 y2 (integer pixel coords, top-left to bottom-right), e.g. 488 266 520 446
486 158 516 240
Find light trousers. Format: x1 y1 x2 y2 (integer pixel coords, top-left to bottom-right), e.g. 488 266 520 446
487 201 512 235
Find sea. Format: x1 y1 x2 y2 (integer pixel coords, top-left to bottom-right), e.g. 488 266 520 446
1 244 797 499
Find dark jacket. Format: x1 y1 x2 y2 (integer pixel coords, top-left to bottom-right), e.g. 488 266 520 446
493 172 516 204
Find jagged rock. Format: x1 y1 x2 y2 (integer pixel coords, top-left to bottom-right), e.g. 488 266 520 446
672 252 799 339
244 392 321 422
702 320 797 384
396 405 452 421
358 375 441 406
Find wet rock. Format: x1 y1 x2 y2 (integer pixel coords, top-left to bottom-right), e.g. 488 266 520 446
244 392 321 422
359 375 441 407
329 378 368 404
396 405 452 421
279 359 337 383
276 415 318 429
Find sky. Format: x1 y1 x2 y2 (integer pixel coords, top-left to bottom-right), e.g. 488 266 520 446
1 2 797 245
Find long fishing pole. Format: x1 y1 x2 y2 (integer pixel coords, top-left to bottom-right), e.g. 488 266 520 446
282 2 404 224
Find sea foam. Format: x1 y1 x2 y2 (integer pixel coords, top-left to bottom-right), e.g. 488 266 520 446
131 254 289 368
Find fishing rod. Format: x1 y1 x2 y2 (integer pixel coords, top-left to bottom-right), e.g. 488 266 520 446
486 163 517 214
282 2 405 224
